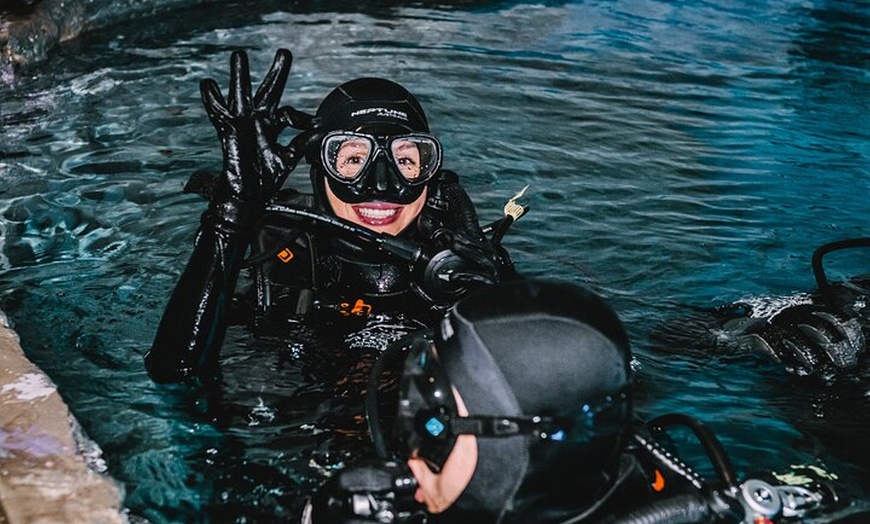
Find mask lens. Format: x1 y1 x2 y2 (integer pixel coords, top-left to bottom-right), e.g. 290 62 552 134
579 392 630 436
396 339 458 473
547 391 630 443
389 135 441 184
322 133 374 181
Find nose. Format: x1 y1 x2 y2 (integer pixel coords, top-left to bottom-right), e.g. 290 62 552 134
373 154 390 193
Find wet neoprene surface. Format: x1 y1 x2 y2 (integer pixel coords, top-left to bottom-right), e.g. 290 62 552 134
0 0 867 521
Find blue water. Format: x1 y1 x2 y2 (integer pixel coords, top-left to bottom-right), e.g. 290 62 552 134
0 0 868 522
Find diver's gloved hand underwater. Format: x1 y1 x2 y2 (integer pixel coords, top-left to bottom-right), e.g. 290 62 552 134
302 280 845 524
711 238 869 377
145 48 524 383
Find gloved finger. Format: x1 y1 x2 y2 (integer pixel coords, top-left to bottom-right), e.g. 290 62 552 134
742 329 817 375
199 78 231 122
276 105 315 130
793 310 862 369
253 119 289 190
229 50 253 116
253 48 293 112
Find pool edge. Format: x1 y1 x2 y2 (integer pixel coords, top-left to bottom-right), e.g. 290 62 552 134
0 310 128 524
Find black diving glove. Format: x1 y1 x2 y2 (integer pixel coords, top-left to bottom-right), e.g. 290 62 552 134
448 231 501 286
198 48 315 233
304 461 422 524
417 232 502 303
738 303 864 376
424 171 505 291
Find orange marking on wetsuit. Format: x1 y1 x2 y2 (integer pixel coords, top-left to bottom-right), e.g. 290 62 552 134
652 469 665 492
277 248 294 263
338 299 373 317
755 518 774 524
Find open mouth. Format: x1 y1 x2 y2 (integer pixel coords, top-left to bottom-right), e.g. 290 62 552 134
353 204 403 226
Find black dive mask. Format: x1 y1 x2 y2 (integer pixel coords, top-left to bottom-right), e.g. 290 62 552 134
394 337 631 474
319 131 442 205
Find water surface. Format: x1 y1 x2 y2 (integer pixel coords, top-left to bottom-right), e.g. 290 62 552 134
0 0 867 522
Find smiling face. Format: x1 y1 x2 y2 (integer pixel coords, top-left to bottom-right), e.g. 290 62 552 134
324 181 428 236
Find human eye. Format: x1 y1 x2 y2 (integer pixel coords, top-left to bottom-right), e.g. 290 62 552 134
334 140 370 178
342 154 365 165
392 141 421 178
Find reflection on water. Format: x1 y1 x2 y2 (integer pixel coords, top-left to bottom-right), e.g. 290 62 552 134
1 0 868 521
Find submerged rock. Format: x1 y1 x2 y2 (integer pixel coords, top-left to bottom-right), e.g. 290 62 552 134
0 0 228 82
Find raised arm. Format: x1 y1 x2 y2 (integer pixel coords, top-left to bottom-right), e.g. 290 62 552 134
145 49 312 383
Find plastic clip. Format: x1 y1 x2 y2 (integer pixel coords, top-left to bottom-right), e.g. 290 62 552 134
504 184 530 221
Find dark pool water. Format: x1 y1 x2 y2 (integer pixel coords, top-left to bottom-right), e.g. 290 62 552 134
0 0 868 522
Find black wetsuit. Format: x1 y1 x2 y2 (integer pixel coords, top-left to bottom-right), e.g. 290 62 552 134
145 176 517 384
498 428 710 524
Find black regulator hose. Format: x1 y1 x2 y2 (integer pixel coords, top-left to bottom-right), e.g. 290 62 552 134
648 413 739 490
263 203 423 263
366 333 421 460
812 237 870 301
604 494 712 524
264 203 495 301
439 171 487 242
490 215 515 246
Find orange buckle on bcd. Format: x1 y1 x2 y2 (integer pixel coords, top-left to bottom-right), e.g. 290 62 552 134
338 299 373 317
652 469 665 492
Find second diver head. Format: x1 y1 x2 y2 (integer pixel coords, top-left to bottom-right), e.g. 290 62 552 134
390 279 634 522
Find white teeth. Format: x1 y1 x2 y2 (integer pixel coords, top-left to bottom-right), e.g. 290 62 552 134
358 207 398 219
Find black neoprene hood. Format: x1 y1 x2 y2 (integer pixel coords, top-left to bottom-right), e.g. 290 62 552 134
438 279 632 434
315 77 430 134
431 279 633 523
308 77 437 207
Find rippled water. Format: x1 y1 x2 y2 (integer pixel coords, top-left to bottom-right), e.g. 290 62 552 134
0 0 867 522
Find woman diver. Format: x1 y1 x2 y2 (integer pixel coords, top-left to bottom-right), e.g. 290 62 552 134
144 48 524 384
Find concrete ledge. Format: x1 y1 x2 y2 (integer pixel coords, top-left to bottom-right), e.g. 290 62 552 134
0 311 126 524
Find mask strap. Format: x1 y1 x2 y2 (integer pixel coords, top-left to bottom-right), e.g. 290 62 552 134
366 332 428 459
436 388 630 442
450 415 553 438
